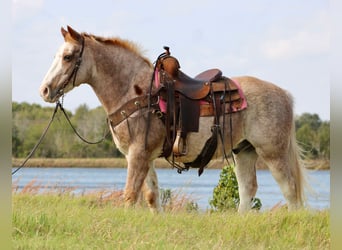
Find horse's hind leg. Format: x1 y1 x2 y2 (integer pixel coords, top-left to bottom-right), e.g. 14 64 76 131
234 147 258 213
261 154 303 210
141 162 161 213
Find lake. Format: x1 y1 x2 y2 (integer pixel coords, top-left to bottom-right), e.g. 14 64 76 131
12 167 330 211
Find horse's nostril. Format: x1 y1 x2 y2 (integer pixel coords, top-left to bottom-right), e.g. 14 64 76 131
43 86 49 97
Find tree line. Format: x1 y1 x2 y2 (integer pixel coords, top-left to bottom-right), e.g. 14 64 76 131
12 102 330 160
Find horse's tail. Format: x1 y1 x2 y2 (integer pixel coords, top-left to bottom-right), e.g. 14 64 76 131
288 116 307 207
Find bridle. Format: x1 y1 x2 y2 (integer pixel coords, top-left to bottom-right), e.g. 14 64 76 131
13 36 104 176
57 36 85 97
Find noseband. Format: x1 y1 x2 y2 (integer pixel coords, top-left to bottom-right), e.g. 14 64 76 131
57 36 85 96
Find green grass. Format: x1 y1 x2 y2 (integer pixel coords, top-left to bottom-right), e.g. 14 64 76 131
13 193 330 249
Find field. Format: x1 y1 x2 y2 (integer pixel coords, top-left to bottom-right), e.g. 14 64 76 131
13 188 330 249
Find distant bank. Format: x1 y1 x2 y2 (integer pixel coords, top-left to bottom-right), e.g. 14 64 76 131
12 158 329 170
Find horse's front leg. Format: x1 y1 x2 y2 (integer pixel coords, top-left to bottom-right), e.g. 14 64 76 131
124 150 150 209
124 151 161 212
141 161 161 213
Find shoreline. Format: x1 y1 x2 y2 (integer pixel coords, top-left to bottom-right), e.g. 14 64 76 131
12 157 330 170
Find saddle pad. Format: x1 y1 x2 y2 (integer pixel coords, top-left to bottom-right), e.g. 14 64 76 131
199 78 247 116
231 78 248 111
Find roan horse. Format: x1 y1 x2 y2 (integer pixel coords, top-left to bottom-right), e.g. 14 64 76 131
40 26 306 213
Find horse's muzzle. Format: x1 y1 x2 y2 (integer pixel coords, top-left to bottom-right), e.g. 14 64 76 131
40 84 60 103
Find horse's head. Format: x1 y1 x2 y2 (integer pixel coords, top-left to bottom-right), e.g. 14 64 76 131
40 26 87 103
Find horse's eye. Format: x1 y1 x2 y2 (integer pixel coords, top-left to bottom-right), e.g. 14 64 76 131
63 55 73 61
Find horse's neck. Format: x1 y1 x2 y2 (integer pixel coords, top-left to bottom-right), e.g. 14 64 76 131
88 44 153 114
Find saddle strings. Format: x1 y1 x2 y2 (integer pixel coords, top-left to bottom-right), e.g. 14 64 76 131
228 80 236 165
210 78 234 167
225 78 236 165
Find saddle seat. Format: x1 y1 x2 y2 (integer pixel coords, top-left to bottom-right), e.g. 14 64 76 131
174 69 222 99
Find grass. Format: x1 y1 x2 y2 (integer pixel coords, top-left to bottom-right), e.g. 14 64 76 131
12 182 330 249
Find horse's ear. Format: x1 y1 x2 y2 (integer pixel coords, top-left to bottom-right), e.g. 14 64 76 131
67 25 82 43
61 27 68 38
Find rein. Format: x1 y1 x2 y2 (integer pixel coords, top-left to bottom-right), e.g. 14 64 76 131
12 103 60 175
12 101 109 175
58 100 110 144
13 37 89 175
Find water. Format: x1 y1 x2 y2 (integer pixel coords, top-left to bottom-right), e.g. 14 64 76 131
12 167 330 211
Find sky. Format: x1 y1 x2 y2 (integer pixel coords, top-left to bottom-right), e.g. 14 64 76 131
12 0 330 120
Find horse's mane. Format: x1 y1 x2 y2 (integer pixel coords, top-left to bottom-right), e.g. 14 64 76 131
82 33 151 65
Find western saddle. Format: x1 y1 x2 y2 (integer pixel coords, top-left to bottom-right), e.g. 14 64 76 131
154 47 247 175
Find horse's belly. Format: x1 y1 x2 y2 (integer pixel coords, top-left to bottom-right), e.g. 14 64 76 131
167 117 215 163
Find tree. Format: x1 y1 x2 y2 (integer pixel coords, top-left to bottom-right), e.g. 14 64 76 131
12 102 328 161
12 125 21 157
296 123 318 158
318 121 330 159
295 113 330 159
12 102 125 158
295 113 322 131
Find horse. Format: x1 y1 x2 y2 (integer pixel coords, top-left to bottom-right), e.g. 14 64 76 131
39 26 306 213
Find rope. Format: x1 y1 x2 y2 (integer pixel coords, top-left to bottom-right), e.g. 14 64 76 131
12 102 59 175
58 103 110 144
12 101 110 175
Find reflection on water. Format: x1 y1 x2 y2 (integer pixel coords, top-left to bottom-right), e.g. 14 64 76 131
12 167 330 211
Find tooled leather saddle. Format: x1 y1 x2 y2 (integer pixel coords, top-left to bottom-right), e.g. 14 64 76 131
154 47 247 175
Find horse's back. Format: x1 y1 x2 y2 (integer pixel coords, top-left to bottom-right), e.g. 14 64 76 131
232 76 293 119
232 76 292 102
232 76 294 153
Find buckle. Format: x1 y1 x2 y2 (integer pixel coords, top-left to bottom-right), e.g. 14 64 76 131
152 110 163 119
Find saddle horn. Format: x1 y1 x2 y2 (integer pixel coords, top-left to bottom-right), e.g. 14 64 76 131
163 46 170 55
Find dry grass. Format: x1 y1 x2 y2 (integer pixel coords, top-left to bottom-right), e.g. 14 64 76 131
12 179 198 213
12 157 330 169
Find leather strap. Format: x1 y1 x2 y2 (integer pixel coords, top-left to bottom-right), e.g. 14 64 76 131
199 99 243 116
108 95 159 128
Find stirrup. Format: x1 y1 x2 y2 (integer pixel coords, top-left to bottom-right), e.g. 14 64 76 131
173 131 188 156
